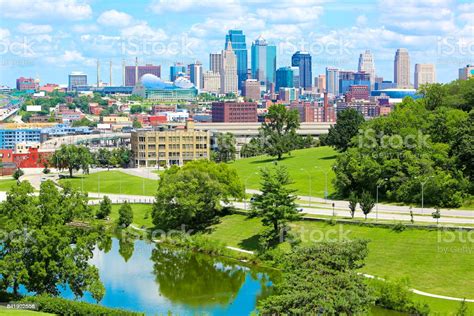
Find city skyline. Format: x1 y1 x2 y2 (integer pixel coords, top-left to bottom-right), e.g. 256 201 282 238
0 0 473 86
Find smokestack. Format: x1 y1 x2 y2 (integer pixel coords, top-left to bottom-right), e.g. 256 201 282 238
135 57 138 85
323 91 328 122
122 58 125 86
109 60 112 86
97 59 100 88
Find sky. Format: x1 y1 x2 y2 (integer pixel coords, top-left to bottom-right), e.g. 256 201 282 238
0 0 473 87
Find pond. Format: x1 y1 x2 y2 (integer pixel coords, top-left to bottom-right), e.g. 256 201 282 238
60 238 274 315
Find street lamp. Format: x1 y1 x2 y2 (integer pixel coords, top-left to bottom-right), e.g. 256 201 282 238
418 176 433 214
300 168 312 207
244 172 258 210
315 166 329 202
376 178 388 222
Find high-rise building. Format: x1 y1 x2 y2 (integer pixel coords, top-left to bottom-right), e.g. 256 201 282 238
68 72 87 91
211 101 257 122
16 77 38 91
339 71 370 95
458 65 474 80
251 36 276 90
275 67 294 91
170 63 186 81
325 67 339 96
125 64 161 86
210 53 222 74
345 85 370 101
242 79 261 101
291 66 300 89
220 42 238 95
358 50 376 89
202 71 220 94
225 30 248 90
317 74 326 93
188 61 203 90
414 64 436 89
291 51 312 90
394 48 411 88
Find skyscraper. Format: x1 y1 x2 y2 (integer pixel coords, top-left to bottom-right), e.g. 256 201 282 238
458 65 474 80
394 48 411 88
358 50 376 89
291 51 312 90
251 36 276 90
125 64 161 86
325 67 339 95
275 67 294 91
414 64 436 89
225 30 248 90
188 61 203 90
170 63 186 81
68 72 87 91
209 53 222 74
220 42 238 95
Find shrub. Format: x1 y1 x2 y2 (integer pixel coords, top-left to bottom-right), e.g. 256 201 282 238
392 222 406 232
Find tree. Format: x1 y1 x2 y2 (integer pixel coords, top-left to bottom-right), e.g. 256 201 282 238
432 207 441 225
359 191 375 220
260 104 300 160
12 168 24 181
132 118 142 128
50 144 93 178
325 108 365 152
130 104 143 114
0 180 102 300
214 132 237 162
259 240 374 314
251 166 300 241
348 191 358 218
455 299 470 316
152 160 244 231
118 202 133 228
240 137 263 158
95 148 111 169
97 195 112 219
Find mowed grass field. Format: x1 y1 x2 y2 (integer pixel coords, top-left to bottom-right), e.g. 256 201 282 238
91 203 154 229
59 171 159 196
0 179 17 191
229 146 337 198
208 214 474 305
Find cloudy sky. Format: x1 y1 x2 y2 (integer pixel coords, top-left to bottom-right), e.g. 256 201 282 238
0 0 472 87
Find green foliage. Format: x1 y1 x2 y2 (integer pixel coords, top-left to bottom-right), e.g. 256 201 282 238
260 104 300 160
432 207 441 225
251 165 300 243
12 168 23 180
359 191 375 220
132 118 142 128
152 160 244 231
240 137 264 158
72 117 97 127
348 191 358 218
130 104 143 114
0 180 100 299
50 144 93 177
97 196 112 219
369 278 430 315
391 222 406 232
456 299 470 316
20 295 142 315
259 240 374 315
118 202 133 228
325 108 365 152
214 132 236 162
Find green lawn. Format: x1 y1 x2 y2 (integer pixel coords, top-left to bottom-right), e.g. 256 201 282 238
59 171 159 196
91 203 154 229
0 179 17 191
207 214 474 301
0 308 52 315
229 146 337 198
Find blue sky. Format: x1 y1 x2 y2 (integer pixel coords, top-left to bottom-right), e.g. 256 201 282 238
0 0 473 87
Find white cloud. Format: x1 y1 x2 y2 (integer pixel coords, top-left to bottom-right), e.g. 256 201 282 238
0 0 92 21
149 0 244 17
71 24 99 34
256 6 323 24
0 28 11 39
120 22 167 40
356 15 368 27
45 50 94 66
97 10 133 28
18 23 53 34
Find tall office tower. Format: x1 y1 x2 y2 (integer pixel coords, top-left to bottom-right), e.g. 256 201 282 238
394 48 411 88
458 65 474 80
325 67 339 96
275 67 294 91
225 30 248 90
291 51 312 90
251 35 277 90
291 66 300 89
317 74 326 93
414 64 436 89
242 79 261 101
125 64 161 86
220 42 238 94
358 50 376 89
68 72 87 91
210 53 222 74
188 61 203 90
170 62 186 81
203 71 220 94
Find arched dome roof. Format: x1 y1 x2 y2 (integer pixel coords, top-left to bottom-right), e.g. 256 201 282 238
173 77 195 89
140 74 173 89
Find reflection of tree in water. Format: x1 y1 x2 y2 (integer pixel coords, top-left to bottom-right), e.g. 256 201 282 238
118 237 135 262
97 235 112 254
151 245 247 306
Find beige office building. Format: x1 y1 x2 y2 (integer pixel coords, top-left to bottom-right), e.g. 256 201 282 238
131 120 210 167
414 64 436 89
203 71 221 94
220 42 238 95
394 48 411 88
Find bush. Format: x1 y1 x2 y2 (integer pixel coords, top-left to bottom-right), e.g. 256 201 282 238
20 295 143 315
392 222 406 232
13 168 24 180
369 278 430 315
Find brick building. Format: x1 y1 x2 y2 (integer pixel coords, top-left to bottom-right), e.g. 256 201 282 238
211 101 257 123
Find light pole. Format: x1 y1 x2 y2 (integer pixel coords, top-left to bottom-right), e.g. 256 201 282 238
300 168 312 207
417 176 433 214
244 172 257 210
376 178 388 222
315 166 329 202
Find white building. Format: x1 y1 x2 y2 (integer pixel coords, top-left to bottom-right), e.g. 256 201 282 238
414 64 436 89
203 71 220 94
358 50 376 89
219 42 238 95
394 48 411 88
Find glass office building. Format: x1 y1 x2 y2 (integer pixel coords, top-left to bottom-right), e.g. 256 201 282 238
225 30 248 90
251 36 276 90
291 51 312 90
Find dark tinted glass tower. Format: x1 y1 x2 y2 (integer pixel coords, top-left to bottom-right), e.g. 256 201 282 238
291 51 312 90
